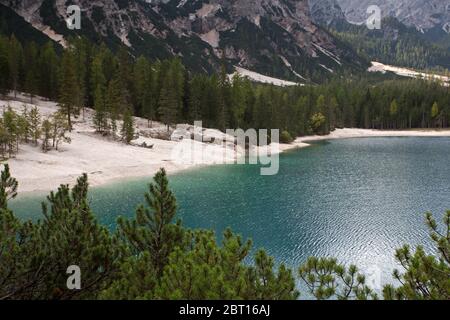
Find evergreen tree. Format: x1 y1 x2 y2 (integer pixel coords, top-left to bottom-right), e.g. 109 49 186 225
121 108 135 144
90 53 106 103
51 111 71 150
2 107 19 157
34 174 121 299
0 164 18 210
71 37 89 120
8 35 23 98
38 42 59 100
216 64 230 131
134 56 156 127
41 118 52 152
117 168 184 277
106 76 124 138
18 105 30 143
383 212 450 300
133 56 148 115
188 75 204 123
28 107 41 146
299 257 377 300
230 74 246 128
158 71 179 131
24 42 39 103
0 35 9 96
390 99 399 129
93 85 108 134
58 51 80 131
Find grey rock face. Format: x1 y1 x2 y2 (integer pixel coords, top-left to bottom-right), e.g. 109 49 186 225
335 0 450 31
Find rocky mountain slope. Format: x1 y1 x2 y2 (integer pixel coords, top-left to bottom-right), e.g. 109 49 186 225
335 0 450 33
0 0 367 82
308 0 346 27
308 0 450 70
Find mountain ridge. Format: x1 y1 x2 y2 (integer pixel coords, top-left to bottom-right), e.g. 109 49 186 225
0 0 368 82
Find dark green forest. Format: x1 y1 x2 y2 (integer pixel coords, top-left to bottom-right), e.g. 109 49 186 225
0 165 448 300
330 17 450 72
1 34 449 142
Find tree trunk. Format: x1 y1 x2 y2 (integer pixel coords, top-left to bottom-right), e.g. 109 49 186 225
67 106 72 132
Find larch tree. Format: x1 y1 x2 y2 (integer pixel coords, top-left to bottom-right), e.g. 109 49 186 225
390 99 398 129
51 111 71 150
431 102 440 127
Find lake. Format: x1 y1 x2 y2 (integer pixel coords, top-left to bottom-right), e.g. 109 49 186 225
10 137 450 293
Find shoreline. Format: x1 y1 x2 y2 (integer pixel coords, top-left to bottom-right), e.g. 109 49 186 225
4 93 450 196
12 128 450 196
282 128 450 152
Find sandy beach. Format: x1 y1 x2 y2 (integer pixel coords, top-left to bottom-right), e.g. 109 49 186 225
2 95 450 194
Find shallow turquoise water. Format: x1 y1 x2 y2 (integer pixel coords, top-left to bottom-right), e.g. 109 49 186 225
10 137 450 291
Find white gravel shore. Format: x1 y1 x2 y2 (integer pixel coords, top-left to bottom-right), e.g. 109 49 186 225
2 94 450 194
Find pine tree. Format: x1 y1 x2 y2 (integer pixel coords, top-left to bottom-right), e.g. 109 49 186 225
117 168 184 277
58 51 80 131
134 56 155 127
17 105 30 144
106 76 124 138
158 71 179 131
188 75 204 123
38 42 59 100
0 164 18 210
34 174 121 300
93 85 108 134
133 56 148 114
230 74 246 128
121 108 134 144
383 212 450 300
2 107 19 157
90 54 106 103
8 35 23 98
28 107 41 146
0 35 9 96
24 42 39 103
217 63 230 131
41 118 52 152
299 257 377 300
72 37 89 120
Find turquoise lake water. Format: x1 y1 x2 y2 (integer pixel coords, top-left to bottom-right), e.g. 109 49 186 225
10 137 450 292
